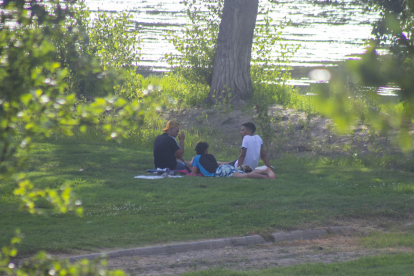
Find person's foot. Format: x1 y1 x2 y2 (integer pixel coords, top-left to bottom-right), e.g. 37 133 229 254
266 168 276 179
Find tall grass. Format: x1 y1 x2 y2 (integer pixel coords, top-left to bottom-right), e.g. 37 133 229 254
116 73 209 109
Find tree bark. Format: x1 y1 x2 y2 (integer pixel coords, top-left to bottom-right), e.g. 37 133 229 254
206 0 259 104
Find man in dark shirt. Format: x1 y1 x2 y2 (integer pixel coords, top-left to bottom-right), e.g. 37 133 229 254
153 120 187 170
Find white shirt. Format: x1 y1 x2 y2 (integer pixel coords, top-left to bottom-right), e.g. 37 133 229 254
234 135 263 170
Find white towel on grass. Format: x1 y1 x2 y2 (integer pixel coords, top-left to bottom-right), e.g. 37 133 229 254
134 175 182 179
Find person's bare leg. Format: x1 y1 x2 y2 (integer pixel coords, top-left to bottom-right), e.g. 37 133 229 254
265 168 275 179
252 168 275 179
232 172 268 179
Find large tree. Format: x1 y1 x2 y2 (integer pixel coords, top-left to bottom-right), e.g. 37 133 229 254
206 0 259 104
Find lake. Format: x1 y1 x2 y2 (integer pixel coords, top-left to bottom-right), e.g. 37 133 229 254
84 0 386 89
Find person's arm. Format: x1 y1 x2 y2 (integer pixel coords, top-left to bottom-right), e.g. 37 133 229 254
237 148 247 167
175 132 185 161
260 146 272 168
191 166 200 174
175 149 184 161
191 156 200 174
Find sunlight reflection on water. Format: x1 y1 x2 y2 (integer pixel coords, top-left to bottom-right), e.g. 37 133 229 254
376 87 400 97
84 0 395 93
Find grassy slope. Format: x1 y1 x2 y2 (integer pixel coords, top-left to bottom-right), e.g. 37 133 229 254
1 137 414 255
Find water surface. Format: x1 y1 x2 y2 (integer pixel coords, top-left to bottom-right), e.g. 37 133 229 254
85 0 383 86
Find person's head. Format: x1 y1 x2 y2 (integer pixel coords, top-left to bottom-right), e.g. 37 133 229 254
240 122 256 137
195 142 209 155
163 120 180 137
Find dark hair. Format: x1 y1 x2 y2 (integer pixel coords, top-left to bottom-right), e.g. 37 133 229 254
195 142 209 155
242 122 256 134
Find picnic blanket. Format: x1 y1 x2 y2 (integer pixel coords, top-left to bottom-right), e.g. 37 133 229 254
134 175 183 180
136 166 270 179
175 170 203 177
135 166 207 179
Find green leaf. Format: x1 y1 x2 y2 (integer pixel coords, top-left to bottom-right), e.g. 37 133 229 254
11 237 21 245
398 129 413 153
20 94 32 105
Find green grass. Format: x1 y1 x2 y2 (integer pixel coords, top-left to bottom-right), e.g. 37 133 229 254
361 228 414 249
181 253 414 276
1 136 414 255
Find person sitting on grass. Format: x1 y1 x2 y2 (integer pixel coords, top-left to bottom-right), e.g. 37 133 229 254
231 122 272 170
153 120 191 170
191 142 275 179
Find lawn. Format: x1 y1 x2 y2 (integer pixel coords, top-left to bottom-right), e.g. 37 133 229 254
181 253 414 276
1 136 414 256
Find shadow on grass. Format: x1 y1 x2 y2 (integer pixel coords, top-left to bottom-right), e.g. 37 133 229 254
1 138 414 254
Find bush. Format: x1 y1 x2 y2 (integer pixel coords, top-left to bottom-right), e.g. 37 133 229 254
0 1 151 274
52 1 141 98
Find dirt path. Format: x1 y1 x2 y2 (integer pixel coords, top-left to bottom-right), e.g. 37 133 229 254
106 235 411 275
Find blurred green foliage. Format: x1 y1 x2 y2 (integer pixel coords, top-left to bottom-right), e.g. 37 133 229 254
1 229 125 276
0 0 150 274
315 0 414 151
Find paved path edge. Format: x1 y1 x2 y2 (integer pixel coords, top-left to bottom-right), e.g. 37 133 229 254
68 226 353 262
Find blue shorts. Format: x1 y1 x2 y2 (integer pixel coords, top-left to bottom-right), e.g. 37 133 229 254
215 165 243 177
175 160 186 170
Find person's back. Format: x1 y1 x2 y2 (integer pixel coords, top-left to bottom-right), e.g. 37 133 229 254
192 154 219 177
153 133 179 170
239 134 262 170
153 120 187 170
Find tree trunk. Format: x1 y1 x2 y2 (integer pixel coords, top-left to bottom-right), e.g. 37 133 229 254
206 0 259 104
